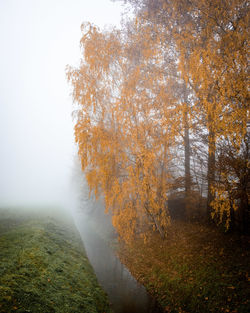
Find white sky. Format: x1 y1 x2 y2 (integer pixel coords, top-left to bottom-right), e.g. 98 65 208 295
0 0 124 208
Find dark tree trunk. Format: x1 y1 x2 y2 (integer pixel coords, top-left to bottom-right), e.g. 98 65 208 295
207 127 215 220
238 135 250 233
183 89 191 219
184 109 191 213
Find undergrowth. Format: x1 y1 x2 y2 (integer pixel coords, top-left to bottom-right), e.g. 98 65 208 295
117 220 250 313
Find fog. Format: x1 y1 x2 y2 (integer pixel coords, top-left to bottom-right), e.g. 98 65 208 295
0 0 123 209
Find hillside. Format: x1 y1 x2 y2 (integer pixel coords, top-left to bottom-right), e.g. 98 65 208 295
0 208 112 313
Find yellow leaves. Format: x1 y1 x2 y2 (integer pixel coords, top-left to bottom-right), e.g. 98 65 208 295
69 20 178 241
67 0 248 239
169 0 248 230
210 180 235 230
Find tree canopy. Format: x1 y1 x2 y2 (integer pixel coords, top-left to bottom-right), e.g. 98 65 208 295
67 0 249 241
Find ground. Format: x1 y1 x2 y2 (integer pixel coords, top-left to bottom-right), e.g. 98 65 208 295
117 220 250 313
0 208 112 313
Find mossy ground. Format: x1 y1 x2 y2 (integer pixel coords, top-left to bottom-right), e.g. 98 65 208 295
117 221 250 313
0 208 112 313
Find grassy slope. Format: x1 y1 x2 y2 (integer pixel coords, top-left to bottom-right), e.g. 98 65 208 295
117 221 250 313
0 209 112 313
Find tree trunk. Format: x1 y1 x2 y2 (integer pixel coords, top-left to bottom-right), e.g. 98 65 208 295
183 89 191 219
207 127 215 220
238 135 249 233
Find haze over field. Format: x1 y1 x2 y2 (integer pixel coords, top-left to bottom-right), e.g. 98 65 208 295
0 2 249 313
0 0 124 208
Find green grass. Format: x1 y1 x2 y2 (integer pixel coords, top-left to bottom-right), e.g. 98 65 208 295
0 208 112 313
117 221 250 313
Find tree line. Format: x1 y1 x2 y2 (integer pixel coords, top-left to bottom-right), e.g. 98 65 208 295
67 0 249 242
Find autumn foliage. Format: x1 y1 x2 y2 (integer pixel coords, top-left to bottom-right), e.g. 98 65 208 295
67 0 249 241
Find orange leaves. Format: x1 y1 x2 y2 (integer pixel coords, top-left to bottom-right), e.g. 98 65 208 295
67 19 177 242
67 0 249 238
170 0 249 229
80 23 121 74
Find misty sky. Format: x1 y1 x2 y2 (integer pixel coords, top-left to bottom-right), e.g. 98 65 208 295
0 0 124 207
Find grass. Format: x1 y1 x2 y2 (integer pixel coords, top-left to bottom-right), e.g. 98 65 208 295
0 208 112 313
117 220 250 313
